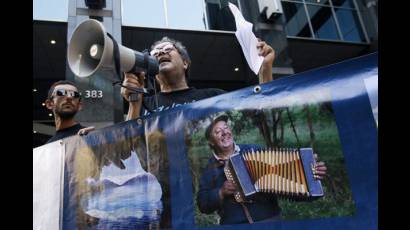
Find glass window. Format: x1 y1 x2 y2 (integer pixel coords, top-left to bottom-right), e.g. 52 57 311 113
167 0 206 30
282 2 312 38
122 0 166 28
305 0 330 5
33 0 68 21
331 0 355 8
334 8 365 42
205 0 238 31
307 5 340 40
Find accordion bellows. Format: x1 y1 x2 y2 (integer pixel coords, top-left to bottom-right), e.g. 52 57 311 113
224 148 324 202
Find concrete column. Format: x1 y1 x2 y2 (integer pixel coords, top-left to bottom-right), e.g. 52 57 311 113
66 0 124 129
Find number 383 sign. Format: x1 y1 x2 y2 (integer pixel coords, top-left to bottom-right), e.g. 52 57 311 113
84 90 103 99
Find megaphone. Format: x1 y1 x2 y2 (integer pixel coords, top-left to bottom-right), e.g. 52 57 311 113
67 19 159 79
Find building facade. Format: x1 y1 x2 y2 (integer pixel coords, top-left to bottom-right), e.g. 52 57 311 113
33 0 378 147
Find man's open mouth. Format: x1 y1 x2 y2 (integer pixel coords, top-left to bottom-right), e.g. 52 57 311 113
62 103 73 108
221 136 232 143
159 57 171 64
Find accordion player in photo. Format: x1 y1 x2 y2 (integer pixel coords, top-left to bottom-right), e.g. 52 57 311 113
224 147 324 203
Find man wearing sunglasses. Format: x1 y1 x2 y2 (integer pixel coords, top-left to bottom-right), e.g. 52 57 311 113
45 80 94 144
121 37 275 120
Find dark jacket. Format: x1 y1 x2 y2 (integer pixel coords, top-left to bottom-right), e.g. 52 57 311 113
197 144 281 225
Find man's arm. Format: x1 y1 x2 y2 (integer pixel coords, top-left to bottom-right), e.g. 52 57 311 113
126 101 142 121
121 72 145 121
197 170 224 214
257 40 275 84
77 126 95 135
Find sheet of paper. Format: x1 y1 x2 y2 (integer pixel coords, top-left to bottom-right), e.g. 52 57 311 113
228 2 263 75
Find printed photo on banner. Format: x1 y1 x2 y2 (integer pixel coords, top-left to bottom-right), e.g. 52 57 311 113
185 98 355 227
63 129 172 230
363 75 378 126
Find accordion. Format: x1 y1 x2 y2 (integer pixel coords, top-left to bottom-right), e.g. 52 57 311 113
224 148 324 202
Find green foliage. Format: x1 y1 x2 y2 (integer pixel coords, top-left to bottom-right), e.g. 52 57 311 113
193 196 220 226
187 104 355 227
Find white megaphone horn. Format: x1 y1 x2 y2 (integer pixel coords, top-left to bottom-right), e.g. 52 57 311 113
67 19 159 79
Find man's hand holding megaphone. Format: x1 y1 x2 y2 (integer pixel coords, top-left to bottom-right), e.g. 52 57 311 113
121 72 146 120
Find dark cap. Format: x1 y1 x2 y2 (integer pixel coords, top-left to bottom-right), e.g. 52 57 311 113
205 114 229 140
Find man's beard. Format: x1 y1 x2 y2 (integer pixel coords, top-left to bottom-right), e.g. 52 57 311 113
55 109 77 120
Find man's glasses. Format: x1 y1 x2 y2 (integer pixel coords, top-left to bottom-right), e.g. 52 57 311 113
150 43 176 57
52 89 81 99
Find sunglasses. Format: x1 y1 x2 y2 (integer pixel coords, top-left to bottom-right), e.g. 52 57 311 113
52 89 81 99
150 43 176 57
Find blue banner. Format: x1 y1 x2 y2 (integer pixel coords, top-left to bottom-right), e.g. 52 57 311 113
44 53 377 230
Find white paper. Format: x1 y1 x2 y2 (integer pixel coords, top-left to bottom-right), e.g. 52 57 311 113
33 141 64 230
228 2 263 75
